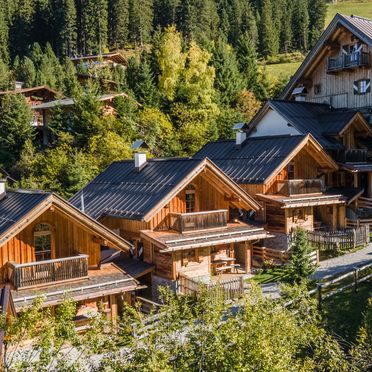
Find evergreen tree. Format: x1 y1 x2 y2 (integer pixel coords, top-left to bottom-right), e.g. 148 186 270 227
129 0 154 46
0 94 34 167
176 0 197 41
309 0 327 48
236 32 258 91
134 58 159 107
154 0 180 28
212 38 244 106
109 0 129 49
51 0 77 56
194 0 219 45
0 1 9 63
287 228 316 283
280 0 293 52
259 0 279 57
292 0 309 50
16 57 37 87
81 0 108 55
0 60 12 90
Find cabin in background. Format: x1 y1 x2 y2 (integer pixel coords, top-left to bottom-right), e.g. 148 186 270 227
195 131 346 249
0 181 139 327
282 14 372 113
70 156 269 298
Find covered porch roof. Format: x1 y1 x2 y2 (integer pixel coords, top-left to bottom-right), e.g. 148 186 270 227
140 222 271 253
12 263 140 310
256 192 346 208
340 163 372 173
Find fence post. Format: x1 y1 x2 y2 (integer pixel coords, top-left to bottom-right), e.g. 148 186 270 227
317 284 322 311
352 229 356 250
354 268 359 293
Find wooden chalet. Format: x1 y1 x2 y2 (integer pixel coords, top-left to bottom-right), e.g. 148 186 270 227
281 13 372 112
31 92 132 145
246 12 372 229
0 181 139 325
195 132 346 249
71 51 127 68
69 156 269 298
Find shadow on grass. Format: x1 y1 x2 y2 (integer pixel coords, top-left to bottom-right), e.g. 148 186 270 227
323 280 371 344
249 267 291 284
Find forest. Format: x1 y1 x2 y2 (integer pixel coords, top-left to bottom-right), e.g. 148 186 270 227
0 0 328 197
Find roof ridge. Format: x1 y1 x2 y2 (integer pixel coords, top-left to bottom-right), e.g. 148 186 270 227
340 13 372 22
271 99 330 107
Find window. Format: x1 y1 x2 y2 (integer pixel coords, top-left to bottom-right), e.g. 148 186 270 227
181 249 196 266
314 84 321 95
354 79 370 95
34 223 52 261
287 162 295 180
185 184 196 213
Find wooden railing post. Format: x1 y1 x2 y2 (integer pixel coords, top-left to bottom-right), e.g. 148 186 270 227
354 268 359 293
317 284 322 311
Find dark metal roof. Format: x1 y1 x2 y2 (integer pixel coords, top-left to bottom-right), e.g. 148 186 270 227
0 190 51 237
69 158 205 220
194 135 306 184
267 100 357 148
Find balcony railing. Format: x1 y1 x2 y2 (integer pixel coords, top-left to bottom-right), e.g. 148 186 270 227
334 148 368 163
6 255 89 289
327 52 370 72
170 210 228 233
276 179 325 196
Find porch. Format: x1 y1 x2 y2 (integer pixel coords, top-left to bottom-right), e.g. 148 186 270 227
327 51 370 73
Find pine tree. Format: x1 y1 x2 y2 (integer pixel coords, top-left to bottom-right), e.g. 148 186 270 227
16 57 36 87
134 58 159 107
259 0 279 57
194 0 219 44
280 0 293 52
236 32 258 91
287 228 316 283
81 0 108 55
212 38 244 106
129 0 154 46
109 0 129 49
309 0 326 48
0 93 34 167
0 1 9 63
0 60 12 90
154 0 180 28
51 0 77 56
292 0 309 50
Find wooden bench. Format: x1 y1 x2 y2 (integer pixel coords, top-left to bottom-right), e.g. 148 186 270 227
215 265 240 273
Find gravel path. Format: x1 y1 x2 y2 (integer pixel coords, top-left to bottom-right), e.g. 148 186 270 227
312 244 372 281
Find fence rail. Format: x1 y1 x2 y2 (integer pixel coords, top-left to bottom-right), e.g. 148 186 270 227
327 51 370 72
292 226 370 255
276 179 324 196
358 197 372 209
346 218 372 230
178 275 244 301
6 255 89 289
170 210 228 233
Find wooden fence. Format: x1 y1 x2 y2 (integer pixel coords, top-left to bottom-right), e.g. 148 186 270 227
346 217 372 230
178 275 244 301
294 226 370 255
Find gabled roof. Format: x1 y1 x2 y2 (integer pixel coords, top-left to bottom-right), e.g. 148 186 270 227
69 157 261 222
247 100 372 149
194 134 338 185
0 85 59 96
281 13 372 99
71 52 127 65
31 92 130 110
0 190 132 251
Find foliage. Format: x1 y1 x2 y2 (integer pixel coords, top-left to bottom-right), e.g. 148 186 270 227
287 228 316 282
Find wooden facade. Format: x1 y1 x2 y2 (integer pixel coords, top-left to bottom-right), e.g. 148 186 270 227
0 191 137 322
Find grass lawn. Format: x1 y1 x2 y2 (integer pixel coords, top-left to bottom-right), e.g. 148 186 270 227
323 280 371 343
250 267 290 284
265 62 302 80
326 0 372 26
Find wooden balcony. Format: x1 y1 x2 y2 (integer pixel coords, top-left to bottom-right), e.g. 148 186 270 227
6 255 89 289
334 148 368 163
327 52 370 73
276 179 325 196
170 210 228 233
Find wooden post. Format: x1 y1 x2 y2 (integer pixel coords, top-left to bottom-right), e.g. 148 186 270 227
368 172 372 198
353 173 358 188
354 268 359 293
110 294 118 330
317 284 322 311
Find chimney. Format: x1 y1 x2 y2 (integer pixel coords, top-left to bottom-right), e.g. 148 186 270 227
15 81 24 90
236 131 246 148
0 179 6 201
134 152 147 172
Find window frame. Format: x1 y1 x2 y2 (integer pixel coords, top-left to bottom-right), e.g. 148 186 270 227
33 223 53 261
